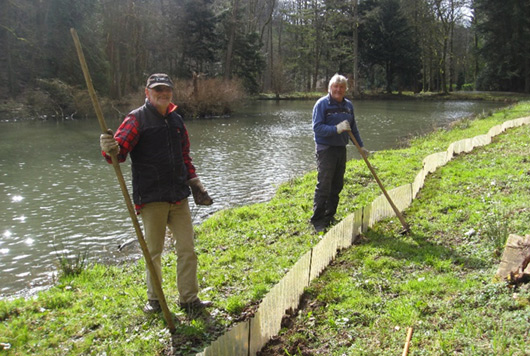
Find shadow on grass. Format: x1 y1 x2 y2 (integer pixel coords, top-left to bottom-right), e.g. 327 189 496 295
154 308 227 355
361 223 490 272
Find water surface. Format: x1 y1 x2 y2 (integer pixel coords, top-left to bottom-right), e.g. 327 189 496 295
0 99 505 297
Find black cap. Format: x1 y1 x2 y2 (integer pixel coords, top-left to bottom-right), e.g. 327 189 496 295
146 73 174 89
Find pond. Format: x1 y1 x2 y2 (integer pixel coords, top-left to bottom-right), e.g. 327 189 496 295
0 99 505 297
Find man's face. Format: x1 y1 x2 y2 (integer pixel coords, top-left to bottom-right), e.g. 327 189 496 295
145 86 173 114
329 82 346 102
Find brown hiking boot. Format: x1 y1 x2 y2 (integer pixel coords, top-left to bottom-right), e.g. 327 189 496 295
179 299 212 313
143 299 161 313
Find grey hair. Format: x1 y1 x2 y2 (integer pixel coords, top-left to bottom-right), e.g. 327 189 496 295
328 73 348 92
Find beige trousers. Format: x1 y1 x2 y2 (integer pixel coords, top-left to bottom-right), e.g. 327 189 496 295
140 199 199 303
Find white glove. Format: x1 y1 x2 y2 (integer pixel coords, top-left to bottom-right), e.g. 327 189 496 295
361 147 371 157
336 120 351 134
100 130 119 155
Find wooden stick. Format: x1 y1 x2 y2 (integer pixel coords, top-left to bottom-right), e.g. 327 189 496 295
70 28 175 333
402 327 413 356
347 131 410 233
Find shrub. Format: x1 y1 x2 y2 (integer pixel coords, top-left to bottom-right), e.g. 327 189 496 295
173 76 246 119
462 83 474 91
34 79 77 118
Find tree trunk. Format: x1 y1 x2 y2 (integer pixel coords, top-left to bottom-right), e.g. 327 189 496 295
524 58 530 93
441 36 447 93
269 23 274 92
448 0 455 92
352 0 360 97
225 0 240 81
386 61 392 93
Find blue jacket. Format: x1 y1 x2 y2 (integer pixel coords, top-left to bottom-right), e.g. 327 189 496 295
312 94 363 150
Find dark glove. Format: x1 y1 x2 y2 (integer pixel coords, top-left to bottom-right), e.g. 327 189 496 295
187 178 213 205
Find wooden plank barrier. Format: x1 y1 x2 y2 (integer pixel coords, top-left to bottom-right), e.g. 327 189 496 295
197 117 530 355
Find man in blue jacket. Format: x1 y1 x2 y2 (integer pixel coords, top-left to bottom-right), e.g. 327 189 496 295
311 74 368 233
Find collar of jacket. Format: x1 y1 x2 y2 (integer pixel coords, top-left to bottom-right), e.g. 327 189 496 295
326 93 345 106
144 99 178 117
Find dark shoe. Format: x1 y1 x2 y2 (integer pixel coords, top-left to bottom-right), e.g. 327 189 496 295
311 218 327 232
143 299 161 313
179 299 212 313
313 223 327 233
310 218 327 233
326 217 338 227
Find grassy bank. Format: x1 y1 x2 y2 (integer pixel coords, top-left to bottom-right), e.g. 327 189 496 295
1 102 529 355
257 90 530 102
260 109 530 355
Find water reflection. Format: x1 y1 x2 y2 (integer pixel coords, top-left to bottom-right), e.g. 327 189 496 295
0 99 505 297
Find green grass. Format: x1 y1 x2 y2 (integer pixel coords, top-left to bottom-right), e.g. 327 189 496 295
260 103 530 355
1 101 529 355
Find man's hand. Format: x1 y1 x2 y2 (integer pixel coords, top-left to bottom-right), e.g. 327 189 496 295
187 178 213 206
361 147 371 157
100 130 119 155
336 120 351 134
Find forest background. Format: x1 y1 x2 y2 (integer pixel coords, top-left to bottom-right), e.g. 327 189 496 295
1 0 529 119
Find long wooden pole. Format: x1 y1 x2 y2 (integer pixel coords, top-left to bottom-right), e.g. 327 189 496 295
70 28 175 333
347 131 410 233
402 327 413 356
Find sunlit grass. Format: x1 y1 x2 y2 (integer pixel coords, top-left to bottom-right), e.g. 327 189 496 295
260 107 530 355
0 101 529 355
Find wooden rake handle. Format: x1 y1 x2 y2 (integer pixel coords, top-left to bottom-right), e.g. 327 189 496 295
70 28 175 333
402 327 413 356
347 131 410 233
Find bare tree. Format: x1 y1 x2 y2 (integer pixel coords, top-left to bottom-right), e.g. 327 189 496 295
225 0 240 80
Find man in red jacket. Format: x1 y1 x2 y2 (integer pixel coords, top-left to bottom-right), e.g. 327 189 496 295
100 73 212 313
